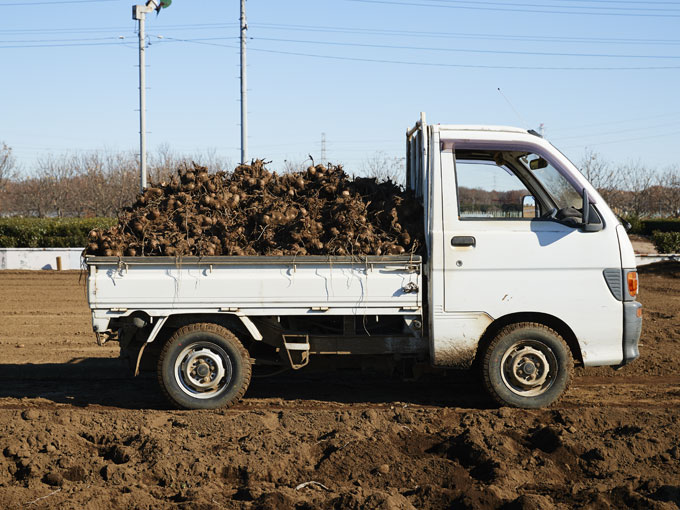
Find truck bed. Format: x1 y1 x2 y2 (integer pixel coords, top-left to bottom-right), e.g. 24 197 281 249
86 255 423 318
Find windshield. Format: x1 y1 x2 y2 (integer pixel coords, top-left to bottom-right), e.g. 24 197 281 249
520 154 582 210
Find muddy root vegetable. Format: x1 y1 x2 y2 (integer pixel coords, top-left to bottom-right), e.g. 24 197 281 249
84 160 424 258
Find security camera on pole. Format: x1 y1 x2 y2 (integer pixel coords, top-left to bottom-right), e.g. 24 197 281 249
132 0 171 193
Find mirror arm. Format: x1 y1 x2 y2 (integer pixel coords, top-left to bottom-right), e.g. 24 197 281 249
582 187 590 225
581 187 602 232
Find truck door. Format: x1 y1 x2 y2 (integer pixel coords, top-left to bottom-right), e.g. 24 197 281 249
435 144 624 368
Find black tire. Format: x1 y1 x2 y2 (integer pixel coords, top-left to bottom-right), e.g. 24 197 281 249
481 322 573 409
157 323 252 410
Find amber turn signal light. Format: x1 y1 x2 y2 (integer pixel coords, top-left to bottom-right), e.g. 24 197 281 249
627 271 638 297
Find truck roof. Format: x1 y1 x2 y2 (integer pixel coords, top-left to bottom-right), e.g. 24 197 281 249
435 124 530 135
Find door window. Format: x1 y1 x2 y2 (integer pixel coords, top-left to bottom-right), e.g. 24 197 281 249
455 159 532 219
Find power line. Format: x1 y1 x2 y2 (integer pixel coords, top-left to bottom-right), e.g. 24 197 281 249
252 36 680 60
147 35 239 49
0 22 237 35
556 0 680 4
0 0 116 6
245 44 680 71
0 36 122 43
0 40 134 48
146 36 680 70
2 21 678 48
3 30 677 70
398 0 680 13
346 0 680 17
551 120 680 141
253 23 680 46
550 111 680 134
561 129 680 148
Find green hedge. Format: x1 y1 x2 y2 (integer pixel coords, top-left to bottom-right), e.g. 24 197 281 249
639 219 680 235
624 216 680 236
0 218 116 248
652 231 680 254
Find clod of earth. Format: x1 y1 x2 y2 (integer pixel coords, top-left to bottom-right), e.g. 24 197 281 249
84 161 424 257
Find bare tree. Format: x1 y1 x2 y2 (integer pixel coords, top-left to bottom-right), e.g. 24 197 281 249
7 147 235 218
187 147 232 174
13 175 52 217
70 152 141 217
148 143 181 184
656 166 680 217
105 152 138 213
579 149 627 213
39 154 79 217
8 154 73 217
618 161 656 216
148 144 233 182
360 152 405 185
579 149 621 191
0 143 18 192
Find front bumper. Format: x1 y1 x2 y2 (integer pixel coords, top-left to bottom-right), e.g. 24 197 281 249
621 301 642 365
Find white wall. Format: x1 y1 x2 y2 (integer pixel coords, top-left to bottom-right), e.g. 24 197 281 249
0 248 84 270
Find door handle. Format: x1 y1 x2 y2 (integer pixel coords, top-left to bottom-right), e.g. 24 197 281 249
451 236 476 247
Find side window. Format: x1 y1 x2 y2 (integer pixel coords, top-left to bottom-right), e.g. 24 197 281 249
455 159 532 219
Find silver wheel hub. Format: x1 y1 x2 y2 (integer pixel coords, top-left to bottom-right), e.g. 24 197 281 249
500 341 557 397
174 343 233 399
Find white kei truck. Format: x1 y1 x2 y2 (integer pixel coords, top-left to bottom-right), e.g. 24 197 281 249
85 114 642 410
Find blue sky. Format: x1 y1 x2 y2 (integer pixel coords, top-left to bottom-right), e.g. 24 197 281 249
1 0 679 176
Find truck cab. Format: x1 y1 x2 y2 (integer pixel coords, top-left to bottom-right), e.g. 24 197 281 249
407 113 641 407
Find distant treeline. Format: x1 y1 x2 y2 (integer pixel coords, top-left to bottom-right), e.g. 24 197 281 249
0 145 678 219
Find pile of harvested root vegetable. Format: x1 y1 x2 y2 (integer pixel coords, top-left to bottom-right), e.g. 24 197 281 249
84 160 423 257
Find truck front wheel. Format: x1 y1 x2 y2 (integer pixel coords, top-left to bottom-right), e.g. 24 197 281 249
481 322 573 408
158 323 252 410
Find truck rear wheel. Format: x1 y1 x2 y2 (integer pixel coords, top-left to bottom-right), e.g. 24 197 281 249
481 322 573 408
158 323 252 410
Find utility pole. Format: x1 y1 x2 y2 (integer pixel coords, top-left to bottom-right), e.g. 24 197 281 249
240 0 248 164
321 132 326 164
132 0 170 193
133 3 151 192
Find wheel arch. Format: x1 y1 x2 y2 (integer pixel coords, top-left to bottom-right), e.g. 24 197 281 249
150 313 259 344
474 312 583 367
134 313 260 374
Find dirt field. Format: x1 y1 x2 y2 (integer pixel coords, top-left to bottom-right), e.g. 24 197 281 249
0 264 679 510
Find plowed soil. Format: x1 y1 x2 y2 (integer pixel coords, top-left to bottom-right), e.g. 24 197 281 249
0 263 679 510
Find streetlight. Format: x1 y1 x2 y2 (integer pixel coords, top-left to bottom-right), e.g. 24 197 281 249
132 0 171 192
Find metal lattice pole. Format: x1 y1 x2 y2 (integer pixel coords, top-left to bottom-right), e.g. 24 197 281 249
138 11 147 192
240 0 248 164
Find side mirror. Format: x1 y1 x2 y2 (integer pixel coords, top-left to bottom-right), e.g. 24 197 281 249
581 188 603 232
522 195 537 218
